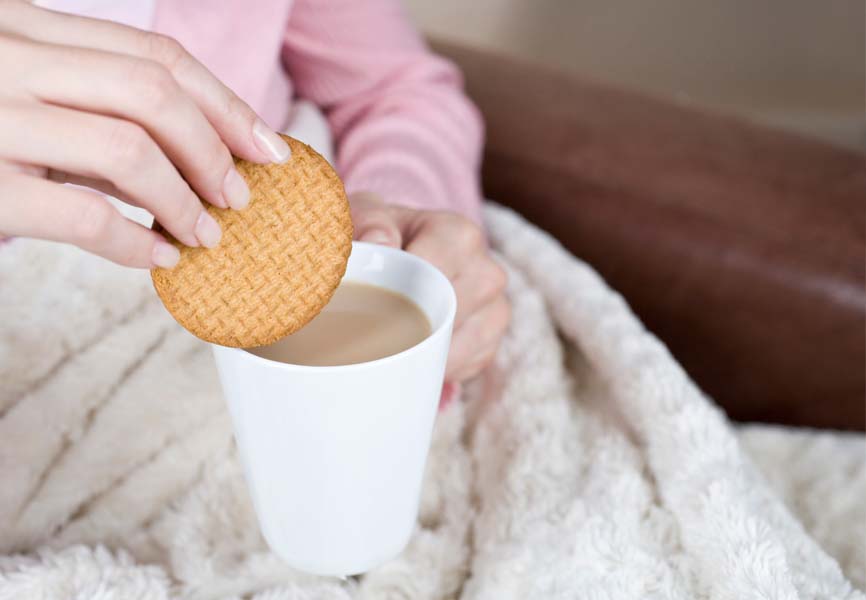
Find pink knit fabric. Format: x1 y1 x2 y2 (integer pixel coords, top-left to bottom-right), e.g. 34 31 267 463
281 1 484 223
148 0 485 222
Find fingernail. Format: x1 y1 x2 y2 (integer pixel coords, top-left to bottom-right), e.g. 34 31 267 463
194 211 222 248
223 168 250 210
152 240 180 268
252 119 291 163
439 382 458 411
362 229 395 246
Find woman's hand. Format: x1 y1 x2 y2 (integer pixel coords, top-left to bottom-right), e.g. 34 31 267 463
0 0 291 268
350 192 510 383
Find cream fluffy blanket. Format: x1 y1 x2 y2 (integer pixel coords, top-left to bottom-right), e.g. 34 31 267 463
0 205 863 599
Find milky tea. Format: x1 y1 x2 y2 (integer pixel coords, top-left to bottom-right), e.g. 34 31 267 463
248 282 431 366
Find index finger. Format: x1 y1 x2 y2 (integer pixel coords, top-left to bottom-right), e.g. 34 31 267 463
0 1 291 164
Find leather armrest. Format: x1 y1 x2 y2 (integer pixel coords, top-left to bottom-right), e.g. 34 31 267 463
434 41 866 430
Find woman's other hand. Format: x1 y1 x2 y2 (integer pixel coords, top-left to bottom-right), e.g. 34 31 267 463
350 191 510 383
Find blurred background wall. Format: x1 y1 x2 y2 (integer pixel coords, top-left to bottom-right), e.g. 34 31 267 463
405 0 865 151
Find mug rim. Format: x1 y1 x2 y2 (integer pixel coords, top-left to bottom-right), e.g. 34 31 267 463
212 241 456 372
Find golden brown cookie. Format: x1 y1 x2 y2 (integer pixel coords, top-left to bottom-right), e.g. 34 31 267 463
151 136 353 347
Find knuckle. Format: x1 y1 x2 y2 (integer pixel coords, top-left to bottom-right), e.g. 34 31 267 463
131 61 178 110
142 32 186 69
115 239 144 267
475 261 508 304
222 93 242 117
493 298 512 332
102 121 151 173
205 145 233 188
161 191 200 231
461 350 494 381
220 91 253 126
477 348 498 370
488 262 508 296
72 196 114 245
452 216 483 250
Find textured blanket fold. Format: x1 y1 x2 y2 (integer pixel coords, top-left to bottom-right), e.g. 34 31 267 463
0 204 863 599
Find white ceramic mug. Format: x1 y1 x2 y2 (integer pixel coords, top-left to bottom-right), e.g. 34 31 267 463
211 241 456 576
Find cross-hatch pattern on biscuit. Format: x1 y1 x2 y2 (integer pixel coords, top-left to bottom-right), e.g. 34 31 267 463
150 136 353 348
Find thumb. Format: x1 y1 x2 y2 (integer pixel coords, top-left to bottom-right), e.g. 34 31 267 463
350 193 403 248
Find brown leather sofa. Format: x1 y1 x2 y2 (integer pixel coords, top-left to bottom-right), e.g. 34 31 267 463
435 42 866 431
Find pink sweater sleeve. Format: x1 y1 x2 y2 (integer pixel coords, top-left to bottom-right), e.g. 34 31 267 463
282 0 485 224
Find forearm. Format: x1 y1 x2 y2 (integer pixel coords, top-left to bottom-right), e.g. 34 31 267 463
283 0 485 223
336 90 485 224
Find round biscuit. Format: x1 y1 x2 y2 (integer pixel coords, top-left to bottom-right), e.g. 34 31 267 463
151 136 353 347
